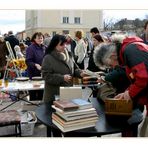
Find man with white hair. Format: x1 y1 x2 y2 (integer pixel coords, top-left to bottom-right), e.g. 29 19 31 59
94 34 148 137
14 45 24 59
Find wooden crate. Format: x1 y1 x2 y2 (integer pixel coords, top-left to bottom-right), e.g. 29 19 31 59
104 98 133 116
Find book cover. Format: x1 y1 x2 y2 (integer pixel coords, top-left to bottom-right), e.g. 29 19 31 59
83 69 100 77
52 105 96 115
82 81 98 85
53 100 79 111
82 76 98 81
55 111 98 121
71 98 93 109
60 87 82 100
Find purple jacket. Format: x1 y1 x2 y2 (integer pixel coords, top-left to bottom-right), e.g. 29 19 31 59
25 43 46 79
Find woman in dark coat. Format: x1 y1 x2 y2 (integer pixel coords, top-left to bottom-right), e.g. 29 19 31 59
42 34 84 103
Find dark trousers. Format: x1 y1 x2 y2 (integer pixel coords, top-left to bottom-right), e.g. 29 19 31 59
106 115 141 137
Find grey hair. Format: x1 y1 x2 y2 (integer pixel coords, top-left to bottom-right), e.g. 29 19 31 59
93 43 117 68
111 34 127 43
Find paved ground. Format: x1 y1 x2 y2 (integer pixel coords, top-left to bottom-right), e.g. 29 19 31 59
0 87 93 137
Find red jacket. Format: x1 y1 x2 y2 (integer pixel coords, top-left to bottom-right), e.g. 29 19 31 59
119 37 148 115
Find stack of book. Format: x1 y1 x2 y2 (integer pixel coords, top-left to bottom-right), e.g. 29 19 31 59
52 98 98 132
82 76 98 85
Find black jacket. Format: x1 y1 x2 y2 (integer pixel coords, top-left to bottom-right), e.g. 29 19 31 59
5 35 19 57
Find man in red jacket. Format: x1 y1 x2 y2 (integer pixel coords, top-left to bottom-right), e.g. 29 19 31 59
94 34 148 136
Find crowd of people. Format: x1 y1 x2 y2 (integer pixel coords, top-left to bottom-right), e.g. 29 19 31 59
0 21 148 137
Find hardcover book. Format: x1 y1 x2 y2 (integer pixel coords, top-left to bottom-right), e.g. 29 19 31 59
52 119 96 132
52 105 96 115
52 113 98 126
71 98 93 110
53 100 79 111
55 111 98 121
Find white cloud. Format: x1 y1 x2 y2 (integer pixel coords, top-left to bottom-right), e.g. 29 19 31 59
103 10 148 21
0 0 148 9
0 10 25 34
0 10 25 20
0 2 148 35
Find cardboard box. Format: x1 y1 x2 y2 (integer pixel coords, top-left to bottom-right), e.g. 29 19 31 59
104 98 133 116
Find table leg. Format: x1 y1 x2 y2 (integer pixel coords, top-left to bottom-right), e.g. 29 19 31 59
47 127 62 137
47 126 52 137
51 128 62 137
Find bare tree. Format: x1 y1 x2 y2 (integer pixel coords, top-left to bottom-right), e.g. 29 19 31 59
145 15 148 19
103 18 115 31
133 18 142 28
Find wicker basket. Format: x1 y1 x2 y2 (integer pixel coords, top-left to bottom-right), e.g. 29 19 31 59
104 98 133 116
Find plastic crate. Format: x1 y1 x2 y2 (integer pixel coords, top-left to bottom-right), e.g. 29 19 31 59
0 111 37 136
19 111 37 136
104 98 133 116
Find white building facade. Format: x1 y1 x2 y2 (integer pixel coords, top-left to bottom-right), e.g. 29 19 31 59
25 10 103 38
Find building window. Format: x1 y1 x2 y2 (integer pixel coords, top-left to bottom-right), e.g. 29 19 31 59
63 17 69 24
74 17 80 24
63 30 69 35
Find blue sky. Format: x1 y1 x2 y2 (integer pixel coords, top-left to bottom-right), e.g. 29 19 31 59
0 9 148 35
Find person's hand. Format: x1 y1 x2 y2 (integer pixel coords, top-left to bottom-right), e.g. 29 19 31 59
80 70 88 77
115 91 131 101
35 64 41 70
96 75 106 83
114 93 124 99
64 74 72 83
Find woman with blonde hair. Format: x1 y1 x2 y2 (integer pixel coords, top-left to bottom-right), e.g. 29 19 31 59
74 30 87 69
